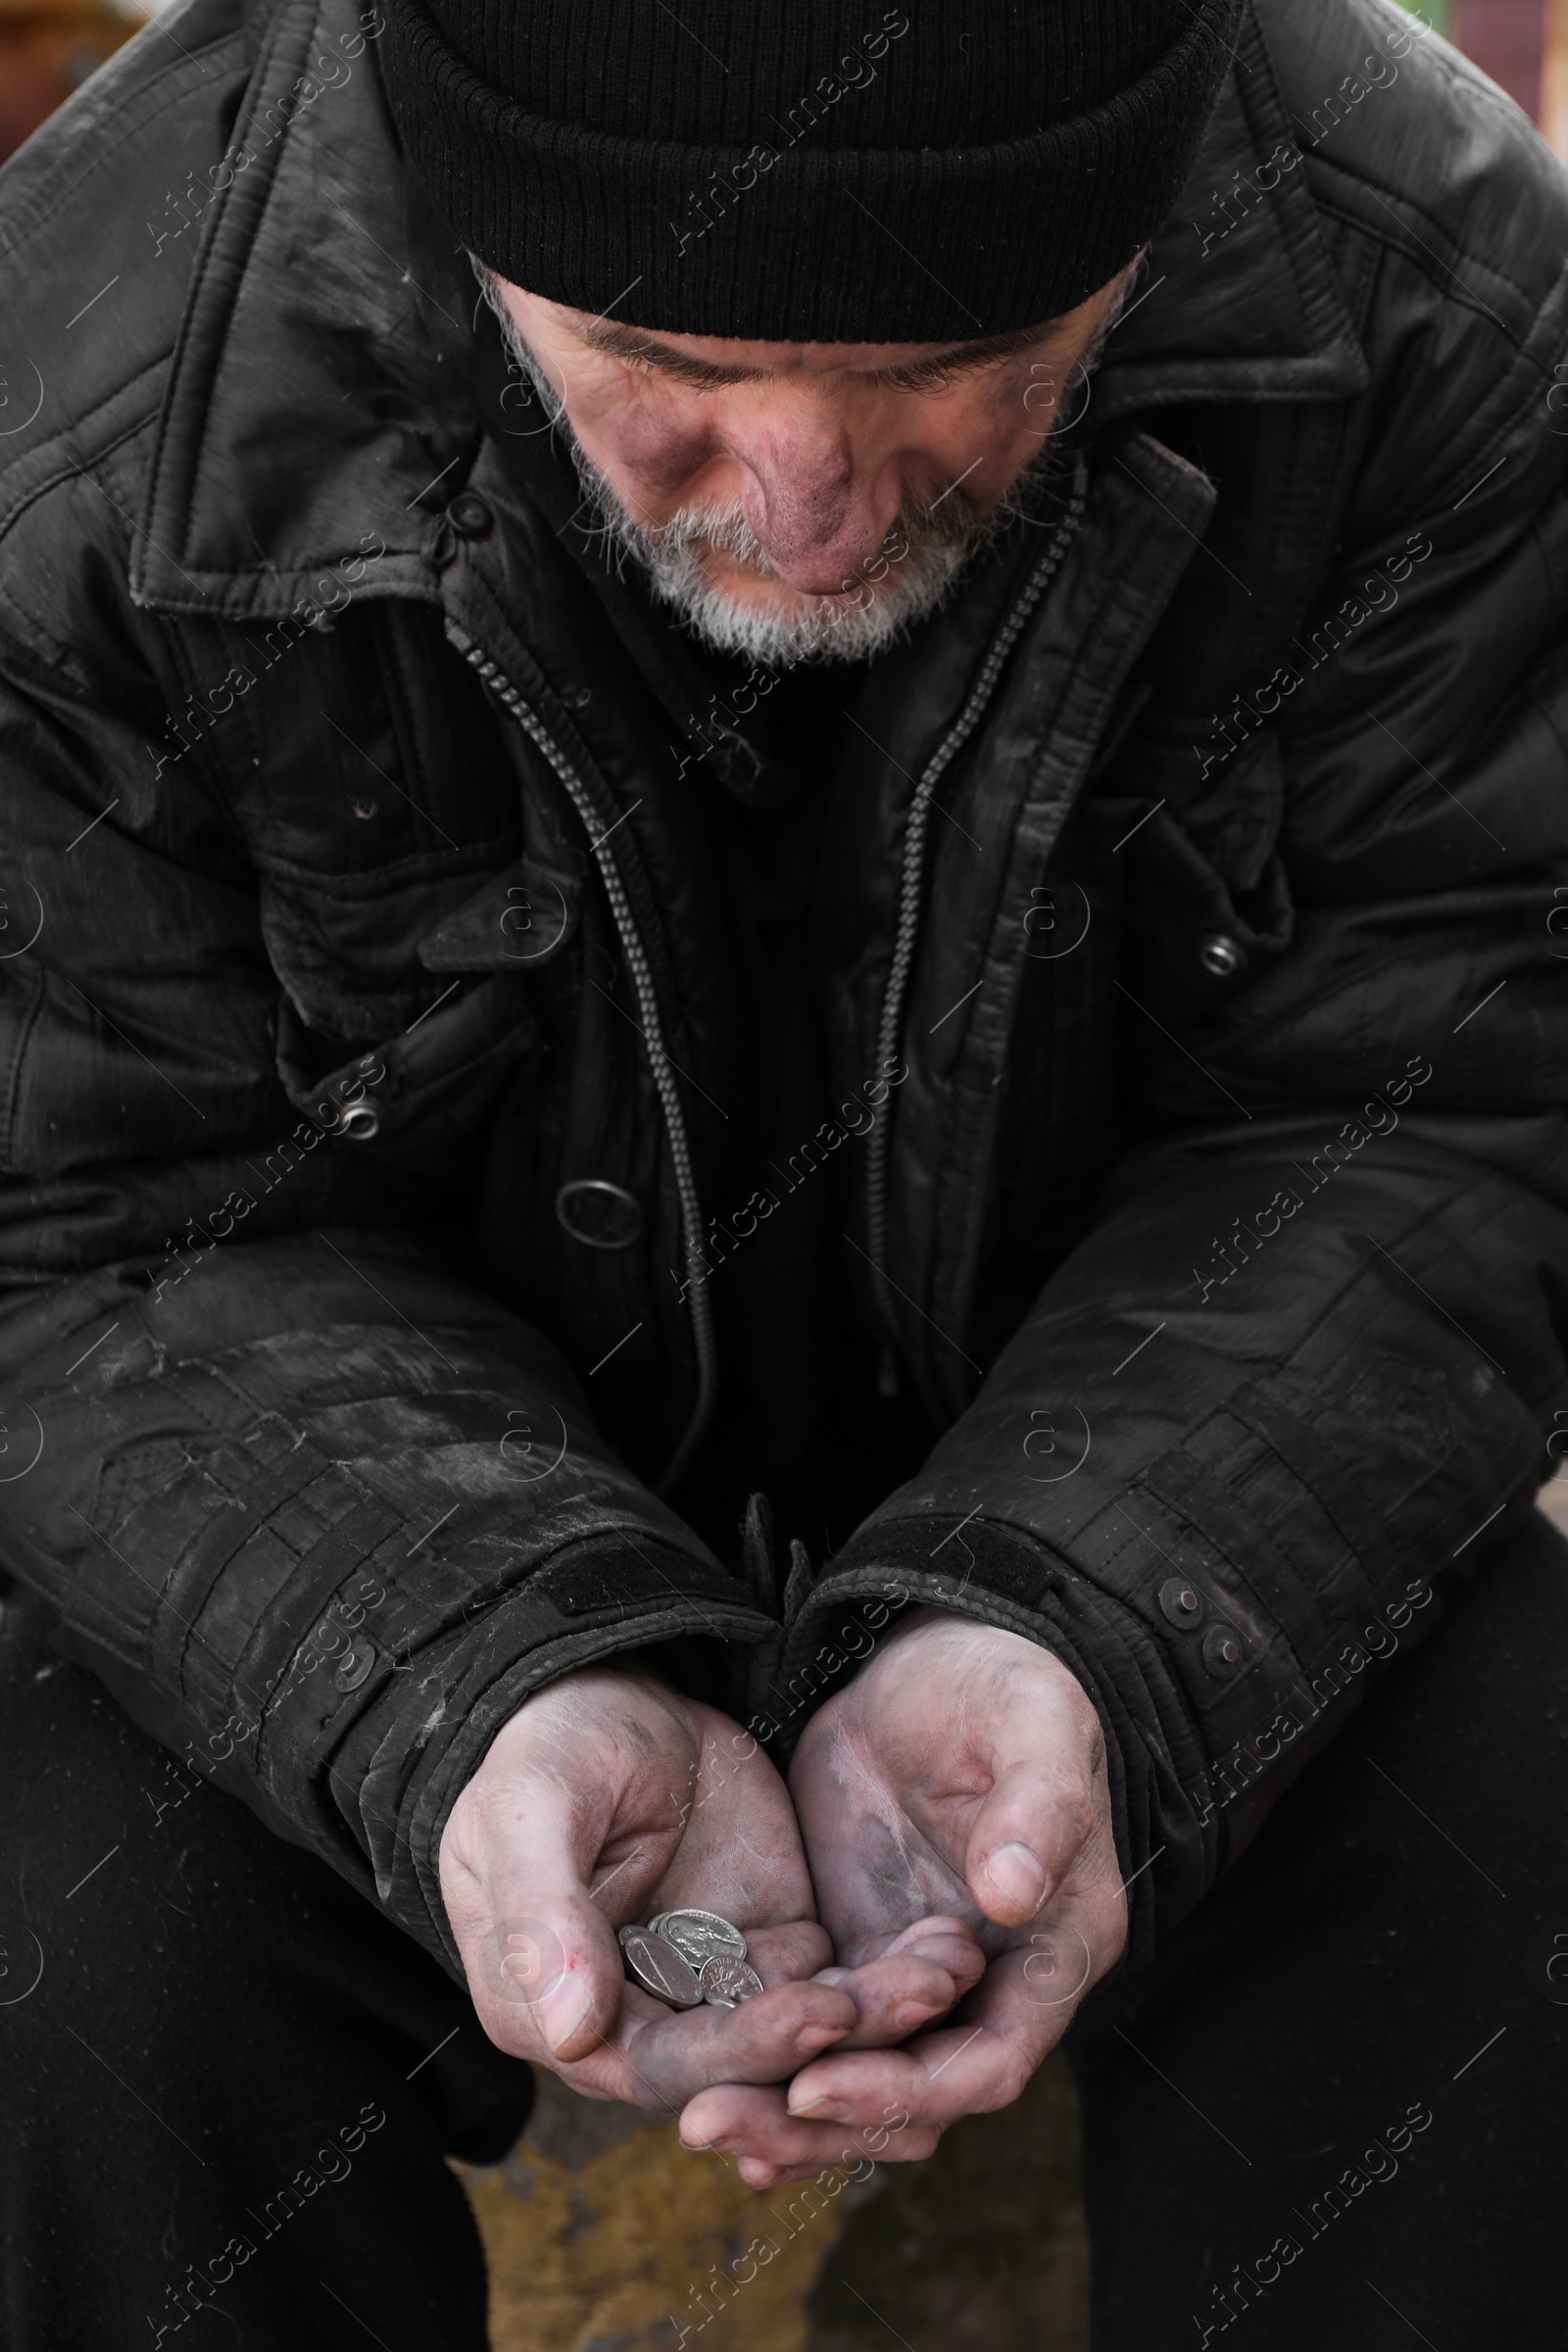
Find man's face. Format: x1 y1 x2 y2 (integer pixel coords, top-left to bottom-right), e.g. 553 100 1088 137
483 270 1133 664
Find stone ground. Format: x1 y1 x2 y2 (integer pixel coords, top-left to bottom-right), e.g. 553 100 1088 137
455 2053 1087 2352
459 1474 1568 2352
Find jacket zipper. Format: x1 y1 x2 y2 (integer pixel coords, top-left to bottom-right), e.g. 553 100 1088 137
447 623 717 1497
863 464 1088 1354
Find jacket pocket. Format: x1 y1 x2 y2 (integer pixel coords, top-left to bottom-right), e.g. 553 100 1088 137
275 975 543 1180
416 857 581 975
1126 802 1295 1036
258 859 501 1044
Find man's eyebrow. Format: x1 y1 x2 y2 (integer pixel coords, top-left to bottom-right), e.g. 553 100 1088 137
572 317 1052 386
576 323 761 386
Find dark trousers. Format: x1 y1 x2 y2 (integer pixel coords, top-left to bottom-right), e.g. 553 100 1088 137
0 1589 532 2351
1067 1506 1568 2347
4 1515 1567 2350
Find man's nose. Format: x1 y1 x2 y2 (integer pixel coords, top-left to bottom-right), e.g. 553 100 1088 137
739 421 901 596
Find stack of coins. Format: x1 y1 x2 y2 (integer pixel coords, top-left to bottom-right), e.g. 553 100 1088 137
618 1908 765 2010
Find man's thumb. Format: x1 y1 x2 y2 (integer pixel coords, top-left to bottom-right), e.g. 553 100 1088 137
964 1759 1094 1929
474 1885 626 2060
447 1775 626 2062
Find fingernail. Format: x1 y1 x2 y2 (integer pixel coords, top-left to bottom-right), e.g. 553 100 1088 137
893 2000 938 2032
813 1966 850 1987
786 2093 829 2116
983 1841 1049 1915
540 1977 592 2053
794 2024 845 2056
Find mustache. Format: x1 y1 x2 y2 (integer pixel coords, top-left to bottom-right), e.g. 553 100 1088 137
634 473 992 587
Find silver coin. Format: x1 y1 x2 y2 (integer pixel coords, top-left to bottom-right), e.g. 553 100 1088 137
620 1930 704 2009
700 1955 764 2008
649 1908 748 1966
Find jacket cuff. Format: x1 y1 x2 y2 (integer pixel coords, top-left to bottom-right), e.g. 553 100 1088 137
335 1530 783 1977
775 1516 1221 1967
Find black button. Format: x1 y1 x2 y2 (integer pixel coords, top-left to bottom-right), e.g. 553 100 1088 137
448 490 494 540
556 1179 644 1250
1201 1622 1246 1679
1158 1576 1207 1630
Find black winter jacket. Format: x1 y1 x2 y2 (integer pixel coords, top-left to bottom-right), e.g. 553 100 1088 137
0 0 1564 1978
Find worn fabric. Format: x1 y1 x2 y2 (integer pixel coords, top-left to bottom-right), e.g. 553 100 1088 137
377 0 1245 339
6 1510 1567 2349
0 0 1564 1991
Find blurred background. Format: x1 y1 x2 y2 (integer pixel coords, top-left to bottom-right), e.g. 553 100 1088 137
2 1 1565 2348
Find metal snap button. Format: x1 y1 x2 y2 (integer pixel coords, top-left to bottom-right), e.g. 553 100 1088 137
555 1179 644 1250
340 1102 381 1143
1200 932 1248 978
1158 1576 1207 1630
335 1640 375 1691
447 490 494 540
1201 1622 1246 1679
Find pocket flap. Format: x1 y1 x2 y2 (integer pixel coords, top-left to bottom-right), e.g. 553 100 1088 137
417 859 580 973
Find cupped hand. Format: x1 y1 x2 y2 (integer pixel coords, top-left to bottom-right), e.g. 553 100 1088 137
438 1658 977 2113
680 1608 1129 2182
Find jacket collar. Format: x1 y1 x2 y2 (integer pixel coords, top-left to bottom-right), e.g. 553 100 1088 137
134 0 477 614
1097 3 1367 417
134 0 1366 616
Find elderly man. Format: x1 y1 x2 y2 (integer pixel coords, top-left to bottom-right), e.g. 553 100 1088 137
0 0 1565 2342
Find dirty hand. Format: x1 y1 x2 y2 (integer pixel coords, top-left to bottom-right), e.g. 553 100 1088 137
439 1658 984 2113
680 1608 1129 2183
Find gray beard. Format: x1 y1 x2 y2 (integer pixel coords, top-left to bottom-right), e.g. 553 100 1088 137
472 264 1095 668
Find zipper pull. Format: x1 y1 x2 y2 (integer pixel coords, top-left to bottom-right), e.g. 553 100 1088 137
877 1343 901 1400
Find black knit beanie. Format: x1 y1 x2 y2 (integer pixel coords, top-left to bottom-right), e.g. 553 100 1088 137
379 0 1242 342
